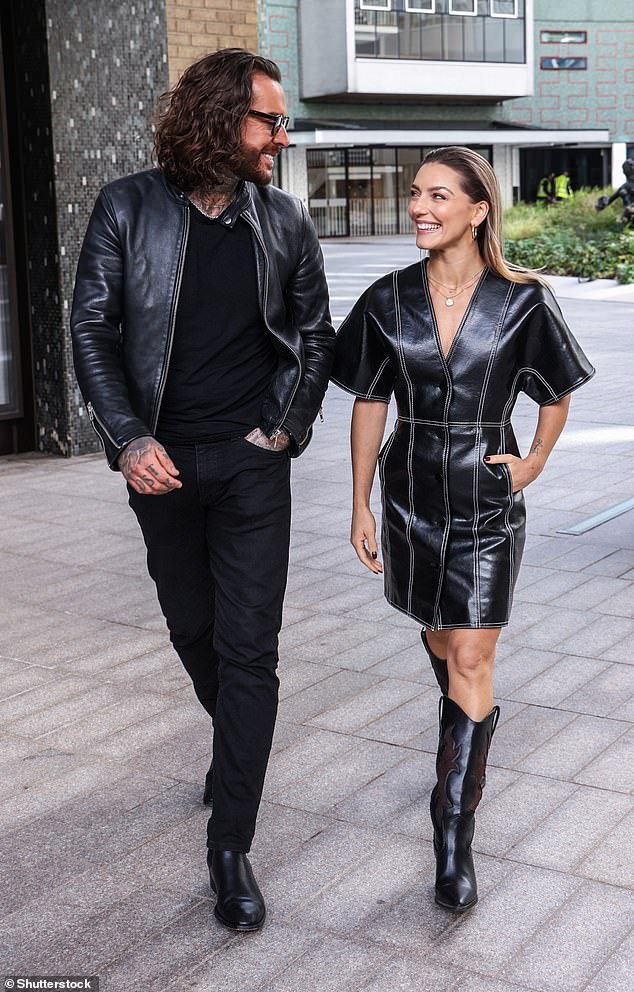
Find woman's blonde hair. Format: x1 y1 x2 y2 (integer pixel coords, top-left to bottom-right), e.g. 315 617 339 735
421 146 546 286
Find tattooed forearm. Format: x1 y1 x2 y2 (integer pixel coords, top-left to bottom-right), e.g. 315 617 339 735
530 437 544 457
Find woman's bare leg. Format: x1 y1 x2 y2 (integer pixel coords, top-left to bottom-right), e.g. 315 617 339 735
445 627 501 721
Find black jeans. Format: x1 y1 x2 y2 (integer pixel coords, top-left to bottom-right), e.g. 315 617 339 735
128 436 291 852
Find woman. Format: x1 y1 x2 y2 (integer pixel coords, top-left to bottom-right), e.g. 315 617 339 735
331 147 594 913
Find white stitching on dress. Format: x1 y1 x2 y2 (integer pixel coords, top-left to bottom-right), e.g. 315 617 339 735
393 269 417 616
473 282 515 627
502 462 515 614
421 260 453 630
366 357 390 399
330 374 391 403
378 428 398 585
398 419 512 427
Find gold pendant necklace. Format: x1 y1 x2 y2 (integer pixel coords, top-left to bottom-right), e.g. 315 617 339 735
428 267 485 307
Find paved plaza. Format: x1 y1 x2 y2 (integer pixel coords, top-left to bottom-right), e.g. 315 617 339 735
1 239 633 991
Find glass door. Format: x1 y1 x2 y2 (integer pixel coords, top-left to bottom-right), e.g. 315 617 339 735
372 148 399 235
307 149 348 237
347 148 373 237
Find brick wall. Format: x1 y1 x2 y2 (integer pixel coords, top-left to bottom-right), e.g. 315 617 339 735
165 0 258 83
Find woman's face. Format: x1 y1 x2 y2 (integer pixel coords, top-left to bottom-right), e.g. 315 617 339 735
408 162 488 251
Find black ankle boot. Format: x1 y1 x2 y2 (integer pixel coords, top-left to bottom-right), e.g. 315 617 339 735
203 760 213 807
430 696 499 912
207 850 266 931
421 630 449 695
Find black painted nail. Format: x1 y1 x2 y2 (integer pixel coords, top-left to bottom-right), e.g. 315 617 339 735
371 551 378 559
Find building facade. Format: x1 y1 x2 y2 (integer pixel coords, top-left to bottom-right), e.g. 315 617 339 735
259 0 630 236
0 0 631 458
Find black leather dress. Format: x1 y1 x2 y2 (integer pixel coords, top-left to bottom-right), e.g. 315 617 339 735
331 261 595 630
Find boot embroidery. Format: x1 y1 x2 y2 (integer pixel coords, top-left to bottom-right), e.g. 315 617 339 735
436 725 461 812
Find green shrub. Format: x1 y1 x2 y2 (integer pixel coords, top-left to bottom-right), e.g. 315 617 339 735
503 190 634 283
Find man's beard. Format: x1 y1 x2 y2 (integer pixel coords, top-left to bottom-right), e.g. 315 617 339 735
229 147 276 186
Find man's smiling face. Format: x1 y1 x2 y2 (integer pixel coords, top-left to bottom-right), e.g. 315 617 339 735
231 72 290 186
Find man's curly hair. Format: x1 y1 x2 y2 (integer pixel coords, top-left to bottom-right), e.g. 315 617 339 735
154 48 281 193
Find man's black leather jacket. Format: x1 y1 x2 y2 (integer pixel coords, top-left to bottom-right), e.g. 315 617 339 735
71 169 334 466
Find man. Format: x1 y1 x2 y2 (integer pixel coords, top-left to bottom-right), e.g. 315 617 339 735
536 172 554 205
71 48 334 932
555 170 573 201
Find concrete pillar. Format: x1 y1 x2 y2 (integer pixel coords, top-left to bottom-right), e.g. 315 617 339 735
511 146 520 203
492 145 513 208
282 144 309 206
611 142 628 189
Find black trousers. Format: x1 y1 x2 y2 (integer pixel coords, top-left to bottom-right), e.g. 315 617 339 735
128 437 291 853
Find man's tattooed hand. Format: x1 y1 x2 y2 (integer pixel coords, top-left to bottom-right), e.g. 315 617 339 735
118 435 182 495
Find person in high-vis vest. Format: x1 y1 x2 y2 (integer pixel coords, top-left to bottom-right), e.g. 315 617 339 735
536 173 555 205
555 171 573 201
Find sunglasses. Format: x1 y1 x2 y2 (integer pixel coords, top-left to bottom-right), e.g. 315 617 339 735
248 109 291 137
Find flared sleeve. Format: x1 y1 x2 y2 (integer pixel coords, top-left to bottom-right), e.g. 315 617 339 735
515 286 595 405
330 288 396 402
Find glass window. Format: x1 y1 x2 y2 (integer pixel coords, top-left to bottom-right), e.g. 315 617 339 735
420 13 443 58
491 0 517 16
540 56 587 70
354 0 525 61
376 10 400 57
503 16 524 61
463 15 485 61
449 0 477 15
445 15 465 58
406 0 435 11
399 10 423 58
360 0 391 10
483 15 504 61
540 30 587 44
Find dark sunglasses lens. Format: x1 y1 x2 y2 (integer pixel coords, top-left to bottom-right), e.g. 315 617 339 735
272 116 289 135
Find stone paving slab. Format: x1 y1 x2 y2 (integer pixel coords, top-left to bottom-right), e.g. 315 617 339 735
2 245 634 990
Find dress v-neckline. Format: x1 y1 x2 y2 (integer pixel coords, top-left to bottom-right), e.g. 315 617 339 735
422 258 488 365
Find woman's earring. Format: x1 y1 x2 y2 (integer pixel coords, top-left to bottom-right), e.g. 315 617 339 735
471 224 478 240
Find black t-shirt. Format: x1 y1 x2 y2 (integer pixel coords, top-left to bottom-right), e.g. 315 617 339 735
156 207 277 443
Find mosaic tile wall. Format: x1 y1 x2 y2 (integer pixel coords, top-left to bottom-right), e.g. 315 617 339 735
9 0 64 454
39 0 169 456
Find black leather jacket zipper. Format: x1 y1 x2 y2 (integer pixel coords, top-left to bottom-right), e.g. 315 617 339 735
242 211 303 439
87 400 118 447
150 205 190 433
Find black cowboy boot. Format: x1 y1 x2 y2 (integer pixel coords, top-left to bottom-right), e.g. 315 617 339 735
430 696 499 912
421 630 449 696
203 760 213 807
207 850 266 931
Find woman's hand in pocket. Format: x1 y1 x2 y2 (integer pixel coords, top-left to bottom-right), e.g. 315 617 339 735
484 453 541 493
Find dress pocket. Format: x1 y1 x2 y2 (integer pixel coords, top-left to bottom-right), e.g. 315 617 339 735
481 457 511 505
